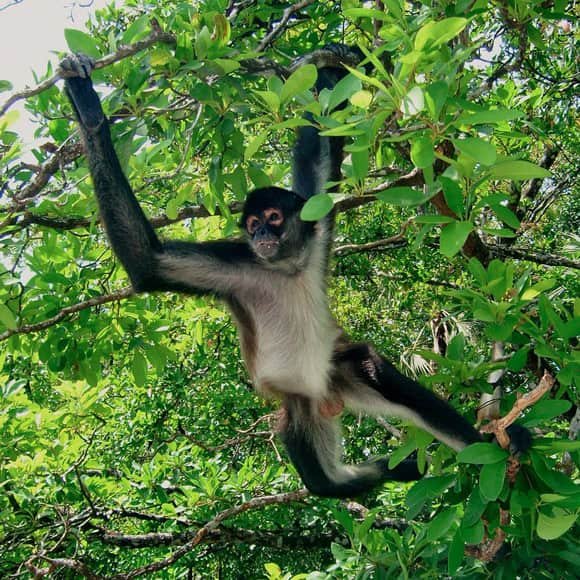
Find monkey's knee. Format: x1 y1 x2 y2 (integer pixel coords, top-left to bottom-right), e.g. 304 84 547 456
318 397 344 418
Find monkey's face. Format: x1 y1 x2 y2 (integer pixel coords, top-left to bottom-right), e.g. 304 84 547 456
245 207 285 259
241 187 313 263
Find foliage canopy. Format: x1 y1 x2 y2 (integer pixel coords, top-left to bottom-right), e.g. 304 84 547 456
0 0 578 578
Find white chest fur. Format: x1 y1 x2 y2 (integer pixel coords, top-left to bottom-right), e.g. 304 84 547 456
235 226 338 400
251 272 338 400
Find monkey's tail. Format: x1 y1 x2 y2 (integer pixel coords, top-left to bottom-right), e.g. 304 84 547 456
279 396 421 498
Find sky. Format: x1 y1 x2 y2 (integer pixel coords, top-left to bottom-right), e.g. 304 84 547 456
1 0 112 87
0 0 113 140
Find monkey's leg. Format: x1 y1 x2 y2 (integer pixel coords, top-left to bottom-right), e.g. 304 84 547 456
279 395 422 498
335 343 483 451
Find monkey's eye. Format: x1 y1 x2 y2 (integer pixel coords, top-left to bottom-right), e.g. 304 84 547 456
246 216 261 234
265 209 283 226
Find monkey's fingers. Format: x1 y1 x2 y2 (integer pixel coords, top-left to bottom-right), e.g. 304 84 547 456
59 54 96 79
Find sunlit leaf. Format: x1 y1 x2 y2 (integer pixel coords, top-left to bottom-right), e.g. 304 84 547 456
537 508 577 540
64 29 100 57
415 18 468 51
280 65 317 103
300 193 333 221
489 160 552 180
453 137 497 166
439 221 473 257
457 443 508 464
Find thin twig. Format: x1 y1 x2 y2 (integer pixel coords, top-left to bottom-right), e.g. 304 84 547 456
257 0 317 51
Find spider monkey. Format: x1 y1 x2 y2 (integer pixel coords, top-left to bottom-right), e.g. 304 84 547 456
60 46 529 498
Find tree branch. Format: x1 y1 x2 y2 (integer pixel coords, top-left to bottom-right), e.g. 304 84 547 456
257 0 317 51
487 244 579 270
0 20 176 118
480 371 555 448
0 287 134 342
110 490 309 579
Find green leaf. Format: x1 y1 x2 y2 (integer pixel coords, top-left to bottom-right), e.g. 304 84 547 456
456 109 524 125
489 160 551 180
166 198 180 220
411 137 434 168
264 562 281 579
64 29 101 58
463 488 487 526
344 64 390 93
280 65 317 103
467 258 487 285
254 90 280 113
376 187 430 207
132 352 148 387
327 74 362 111
300 194 333 221
414 215 455 224
439 221 473 257
427 508 457 541
540 493 580 510
461 519 485 544
457 443 509 464
453 137 497 166
479 461 506 501
244 132 268 161
406 475 456 508
415 17 468 51
351 148 369 181
121 14 149 44
537 508 577 540
491 204 521 229
522 400 572 427
0 304 17 330
350 90 373 108
344 8 390 20
319 123 365 137
425 81 449 120
448 530 464 575
440 177 464 217
0 80 13 93
507 348 529 372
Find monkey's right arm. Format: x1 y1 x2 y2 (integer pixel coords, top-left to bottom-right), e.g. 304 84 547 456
61 55 257 297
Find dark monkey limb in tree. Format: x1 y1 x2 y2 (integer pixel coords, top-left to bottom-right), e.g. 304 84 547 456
61 46 529 498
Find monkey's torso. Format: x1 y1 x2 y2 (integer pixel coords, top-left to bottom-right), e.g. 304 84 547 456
228 223 339 401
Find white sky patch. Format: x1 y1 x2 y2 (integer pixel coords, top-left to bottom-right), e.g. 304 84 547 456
0 0 115 140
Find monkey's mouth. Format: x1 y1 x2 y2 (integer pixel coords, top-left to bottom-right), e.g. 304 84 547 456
256 240 279 258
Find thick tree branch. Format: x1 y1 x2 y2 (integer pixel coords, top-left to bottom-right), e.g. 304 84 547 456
99 524 334 550
487 244 579 270
12 141 84 203
334 221 412 256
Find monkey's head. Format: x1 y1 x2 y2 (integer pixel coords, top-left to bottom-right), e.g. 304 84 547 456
241 187 315 262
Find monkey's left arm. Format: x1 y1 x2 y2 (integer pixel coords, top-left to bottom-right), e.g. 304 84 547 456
61 55 261 297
